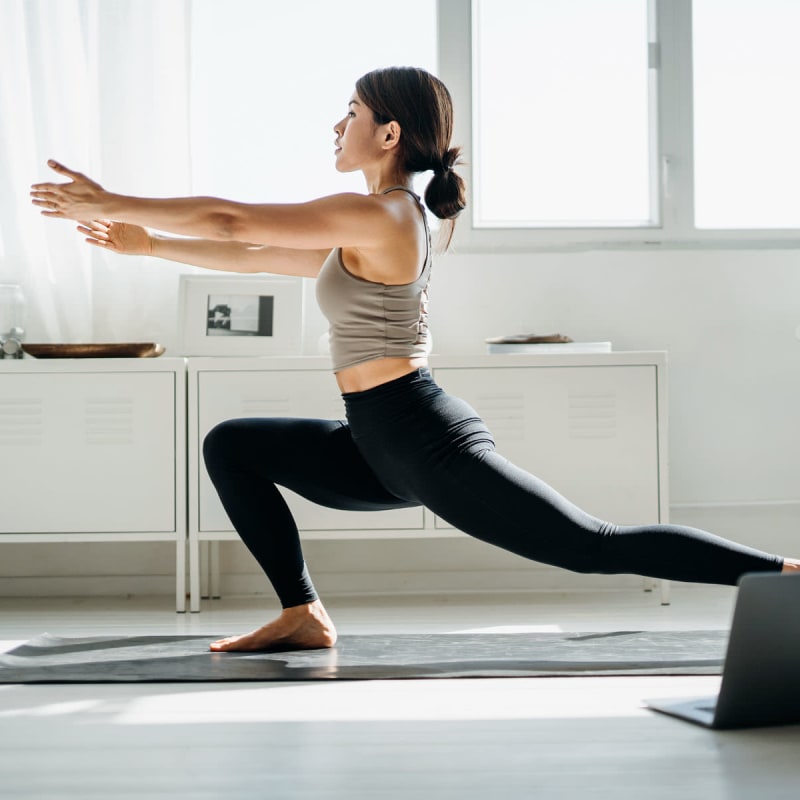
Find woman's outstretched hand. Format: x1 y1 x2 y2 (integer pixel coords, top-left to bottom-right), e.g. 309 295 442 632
77 220 153 256
31 160 109 221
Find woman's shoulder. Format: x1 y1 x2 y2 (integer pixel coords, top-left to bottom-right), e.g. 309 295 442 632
312 189 421 237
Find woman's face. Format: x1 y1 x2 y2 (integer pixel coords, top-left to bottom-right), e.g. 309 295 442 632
333 92 386 173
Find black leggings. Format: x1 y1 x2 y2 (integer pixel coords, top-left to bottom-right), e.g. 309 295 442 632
203 368 783 608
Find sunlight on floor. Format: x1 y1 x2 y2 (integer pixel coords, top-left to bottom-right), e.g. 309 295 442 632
114 681 647 724
0 696 104 718
0 677 707 726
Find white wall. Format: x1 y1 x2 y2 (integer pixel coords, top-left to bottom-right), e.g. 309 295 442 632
1 246 798 599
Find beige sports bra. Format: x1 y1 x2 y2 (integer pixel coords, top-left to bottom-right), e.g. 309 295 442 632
315 187 432 372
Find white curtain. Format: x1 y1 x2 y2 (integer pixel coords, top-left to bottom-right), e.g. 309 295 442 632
0 0 193 346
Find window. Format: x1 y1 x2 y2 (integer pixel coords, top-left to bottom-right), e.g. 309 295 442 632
473 0 654 229
692 0 800 230
439 0 800 249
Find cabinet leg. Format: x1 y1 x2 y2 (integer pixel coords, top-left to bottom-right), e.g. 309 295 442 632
189 536 201 612
643 577 672 605
199 542 210 599
210 541 221 599
175 537 187 613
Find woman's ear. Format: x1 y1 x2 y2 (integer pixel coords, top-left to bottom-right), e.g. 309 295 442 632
381 120 402 151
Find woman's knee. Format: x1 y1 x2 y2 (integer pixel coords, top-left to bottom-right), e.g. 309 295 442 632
203 418 251 471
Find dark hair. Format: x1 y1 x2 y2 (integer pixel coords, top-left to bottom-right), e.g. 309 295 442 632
355 67 466 247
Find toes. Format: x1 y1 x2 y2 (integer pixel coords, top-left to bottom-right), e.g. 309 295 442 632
209 633 260 652
209 637 238 651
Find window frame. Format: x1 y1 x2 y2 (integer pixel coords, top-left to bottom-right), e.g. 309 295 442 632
438 0 800 252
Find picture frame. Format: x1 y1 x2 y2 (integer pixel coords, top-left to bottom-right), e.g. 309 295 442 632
177 275 304 356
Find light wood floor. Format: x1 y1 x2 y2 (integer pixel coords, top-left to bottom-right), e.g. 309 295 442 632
1 586 798 799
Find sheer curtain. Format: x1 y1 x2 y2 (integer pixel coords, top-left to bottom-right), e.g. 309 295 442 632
0 0 192 346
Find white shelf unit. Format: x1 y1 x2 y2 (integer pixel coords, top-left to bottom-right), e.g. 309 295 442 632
0 357 188 611
188 352 669 612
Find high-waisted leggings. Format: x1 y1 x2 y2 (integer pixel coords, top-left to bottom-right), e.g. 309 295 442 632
203 368 784 608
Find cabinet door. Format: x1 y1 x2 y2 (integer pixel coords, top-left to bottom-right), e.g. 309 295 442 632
197 370 424 531
0 372 176 533
432 366 660 527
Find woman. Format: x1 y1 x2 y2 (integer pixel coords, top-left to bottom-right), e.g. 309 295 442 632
31 67 799 653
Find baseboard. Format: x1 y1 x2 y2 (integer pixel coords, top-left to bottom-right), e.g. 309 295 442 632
0 574 175 598
219 567 652 599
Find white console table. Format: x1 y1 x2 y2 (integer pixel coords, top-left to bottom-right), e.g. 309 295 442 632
188 352 670 612
0 357 188 611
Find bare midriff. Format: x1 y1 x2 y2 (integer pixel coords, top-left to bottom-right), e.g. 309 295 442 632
334 356 429 394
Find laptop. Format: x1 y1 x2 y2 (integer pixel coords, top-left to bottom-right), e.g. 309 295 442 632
645 571 800 729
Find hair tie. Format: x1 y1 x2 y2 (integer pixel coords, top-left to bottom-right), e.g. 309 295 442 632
434 158 454 176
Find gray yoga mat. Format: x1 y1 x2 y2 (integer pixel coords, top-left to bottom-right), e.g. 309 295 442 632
0 631 727 683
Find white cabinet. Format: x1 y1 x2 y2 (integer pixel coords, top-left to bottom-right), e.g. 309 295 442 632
0 358 187 610
432 364 661 527
188 352 668 611
195 367 424 533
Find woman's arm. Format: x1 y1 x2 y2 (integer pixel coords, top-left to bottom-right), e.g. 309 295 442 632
152 236 328 277
32 160 401 250
79 220 327 277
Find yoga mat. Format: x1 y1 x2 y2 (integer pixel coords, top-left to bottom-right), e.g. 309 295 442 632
0 631 727 683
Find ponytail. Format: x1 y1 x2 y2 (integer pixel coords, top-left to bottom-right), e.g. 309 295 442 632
424 146 466 221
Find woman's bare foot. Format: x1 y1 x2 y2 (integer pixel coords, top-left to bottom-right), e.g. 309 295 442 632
209 599 337 652
782 558 800 574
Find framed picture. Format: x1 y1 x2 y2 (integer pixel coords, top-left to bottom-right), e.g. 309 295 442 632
178 275 304 356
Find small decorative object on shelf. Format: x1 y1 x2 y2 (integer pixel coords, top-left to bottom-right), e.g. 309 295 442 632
20 343 165 359
178 275 304 357
0 284 26 359
486 333 612 355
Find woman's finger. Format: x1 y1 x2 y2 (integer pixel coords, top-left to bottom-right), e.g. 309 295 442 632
78 220 109 233
31 182 70 192
33 203 63 217
47 159 83 180
31 197 58 210
77 224 108 239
